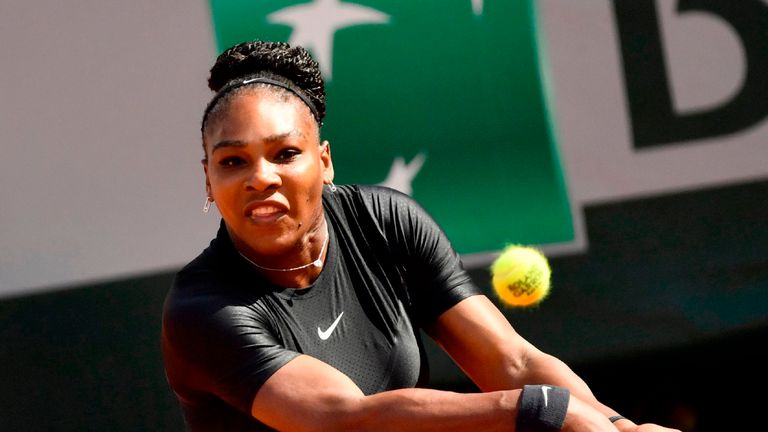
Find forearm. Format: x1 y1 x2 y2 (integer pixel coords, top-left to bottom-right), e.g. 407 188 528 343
334 387 519 432
347 385 618 432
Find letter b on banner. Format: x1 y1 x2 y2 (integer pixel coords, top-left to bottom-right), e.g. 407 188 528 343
613 0 768 149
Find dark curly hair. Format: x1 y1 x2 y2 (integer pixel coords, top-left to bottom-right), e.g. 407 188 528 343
201 40 326 134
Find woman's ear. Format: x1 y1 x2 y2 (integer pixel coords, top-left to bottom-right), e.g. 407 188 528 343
202 159 213 199
321 140 335 184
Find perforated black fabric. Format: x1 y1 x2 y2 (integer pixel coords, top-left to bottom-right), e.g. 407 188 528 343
161 185 480 431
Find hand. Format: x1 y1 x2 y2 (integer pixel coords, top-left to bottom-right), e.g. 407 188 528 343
560 396 620 432
620 423 681 432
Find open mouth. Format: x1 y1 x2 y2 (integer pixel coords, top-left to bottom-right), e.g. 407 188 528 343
250 206 283 217
244 201 288 223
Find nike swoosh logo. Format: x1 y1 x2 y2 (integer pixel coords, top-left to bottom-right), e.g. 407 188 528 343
317 312 344 340
541 385 551 407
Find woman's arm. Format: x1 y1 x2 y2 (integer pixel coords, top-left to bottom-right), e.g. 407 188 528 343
426 295 679 432
251 352 617 432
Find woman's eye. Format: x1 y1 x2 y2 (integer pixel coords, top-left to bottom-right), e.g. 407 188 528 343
219 156 245 167
276 149 300 162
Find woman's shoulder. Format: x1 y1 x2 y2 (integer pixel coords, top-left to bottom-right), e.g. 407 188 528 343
165 234 243 317
327 184 418 213
324 184 418 232
164 256 267 336
351 184 412 199
172 240 221 291
171 220 244 290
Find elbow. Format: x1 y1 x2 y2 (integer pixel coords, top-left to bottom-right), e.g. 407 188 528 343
500 345 538 388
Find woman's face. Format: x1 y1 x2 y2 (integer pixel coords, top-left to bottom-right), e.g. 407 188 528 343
202 88 333 258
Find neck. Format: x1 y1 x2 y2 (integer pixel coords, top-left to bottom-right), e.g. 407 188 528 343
238 223 330 273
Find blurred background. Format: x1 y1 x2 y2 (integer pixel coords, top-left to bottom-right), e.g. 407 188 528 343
1 1 766 431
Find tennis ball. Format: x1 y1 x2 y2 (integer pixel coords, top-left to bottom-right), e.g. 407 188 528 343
490 245 551 307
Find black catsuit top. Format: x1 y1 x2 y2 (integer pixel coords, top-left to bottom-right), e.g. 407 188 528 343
161 185 481 431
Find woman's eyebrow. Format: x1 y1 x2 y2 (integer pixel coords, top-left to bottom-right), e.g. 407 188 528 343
211 139 246 154
211 130 305 153
262 129 304 143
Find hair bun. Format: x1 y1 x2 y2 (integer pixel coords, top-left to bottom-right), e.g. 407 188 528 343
206 40 326 123
208 41 284 91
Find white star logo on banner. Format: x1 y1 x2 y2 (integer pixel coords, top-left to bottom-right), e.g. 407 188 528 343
268 0 389 80
378 153 426 197
472 0 483 16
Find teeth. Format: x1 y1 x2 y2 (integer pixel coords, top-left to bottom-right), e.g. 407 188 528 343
251 206 281 216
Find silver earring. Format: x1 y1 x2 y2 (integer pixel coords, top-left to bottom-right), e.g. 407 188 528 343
329 182 337 193
203 197 212 213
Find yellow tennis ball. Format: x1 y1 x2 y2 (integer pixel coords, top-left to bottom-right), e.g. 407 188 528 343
490 245 552 307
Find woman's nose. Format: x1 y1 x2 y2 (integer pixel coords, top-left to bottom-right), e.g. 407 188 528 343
246 159 281 191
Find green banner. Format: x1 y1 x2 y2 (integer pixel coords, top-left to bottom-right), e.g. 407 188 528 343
209 0 573 255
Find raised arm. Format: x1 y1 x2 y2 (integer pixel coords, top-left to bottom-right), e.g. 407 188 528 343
426 295 680 432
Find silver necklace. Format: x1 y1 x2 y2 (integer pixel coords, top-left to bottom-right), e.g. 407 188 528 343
238 226 329 272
